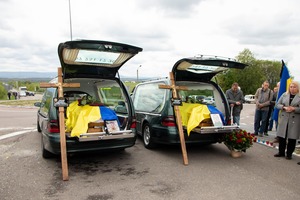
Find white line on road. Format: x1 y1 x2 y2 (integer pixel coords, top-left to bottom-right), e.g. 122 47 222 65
0 127 35 131
0 129 36 141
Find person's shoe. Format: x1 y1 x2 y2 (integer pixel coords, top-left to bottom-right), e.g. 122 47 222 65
264 132 269 136
274 153 285 157
286 155 292 160
297 162 300 165
268 128 272 131
272 137 279 143
254 132 258 136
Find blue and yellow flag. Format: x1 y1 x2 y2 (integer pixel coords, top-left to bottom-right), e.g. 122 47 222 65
273 60 292 122
179 103 225 136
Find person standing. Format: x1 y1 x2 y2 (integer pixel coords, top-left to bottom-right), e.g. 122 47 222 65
7 91 11 100
267 85 279 131
254 81 273 136
274 81 300 160
225 82 244 125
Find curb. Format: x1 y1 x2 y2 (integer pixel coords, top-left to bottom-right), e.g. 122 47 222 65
254 136 300 157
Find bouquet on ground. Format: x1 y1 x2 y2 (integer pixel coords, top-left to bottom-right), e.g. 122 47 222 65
223 129 254 152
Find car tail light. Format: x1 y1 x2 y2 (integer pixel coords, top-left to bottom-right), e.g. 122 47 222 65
227 119 232 125
162 116 176 127
47 120 60 133
130 117 136 129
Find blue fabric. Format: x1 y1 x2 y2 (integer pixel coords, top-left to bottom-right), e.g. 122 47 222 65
273 61 291 121
100 106 120 125
207 105 226 125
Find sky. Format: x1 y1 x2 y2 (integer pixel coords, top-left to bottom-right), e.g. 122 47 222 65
1 0 300 81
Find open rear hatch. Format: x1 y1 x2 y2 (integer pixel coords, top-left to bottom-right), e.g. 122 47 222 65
58 40 142 141
58 40 143 79
172 55 247 134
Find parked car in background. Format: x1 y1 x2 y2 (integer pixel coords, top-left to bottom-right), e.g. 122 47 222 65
131 55 247 149
26 91 35 96
34 40 142 158
202 96 215 105
244 94 255 104
19 86 27 97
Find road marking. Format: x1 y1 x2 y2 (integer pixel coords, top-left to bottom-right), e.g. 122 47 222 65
0 127 35 131
0 129 36 141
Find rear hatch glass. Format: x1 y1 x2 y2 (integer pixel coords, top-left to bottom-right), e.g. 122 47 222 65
58 40 143 79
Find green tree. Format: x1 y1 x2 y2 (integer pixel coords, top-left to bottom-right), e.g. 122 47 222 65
216 49 282 95
0 82 7 99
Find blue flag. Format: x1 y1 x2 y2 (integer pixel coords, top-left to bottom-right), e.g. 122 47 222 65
273 60 291 121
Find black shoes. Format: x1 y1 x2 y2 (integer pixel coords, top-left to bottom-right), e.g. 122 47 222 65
264 132 269 136
286 155 292 160
274 153 285 157
297 162 300 165
274 153 292 160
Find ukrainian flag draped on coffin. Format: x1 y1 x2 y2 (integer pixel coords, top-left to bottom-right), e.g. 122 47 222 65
179 103 225 136
273 60 292 122
65 102 120 137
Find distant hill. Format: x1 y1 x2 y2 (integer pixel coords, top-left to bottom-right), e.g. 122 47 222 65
0 72 57 79
0 71 158 82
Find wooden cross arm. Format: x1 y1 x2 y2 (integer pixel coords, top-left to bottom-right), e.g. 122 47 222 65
158 84 188 91
40 82 80 88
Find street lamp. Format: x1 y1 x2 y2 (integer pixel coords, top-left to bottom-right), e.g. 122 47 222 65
137 65 142 82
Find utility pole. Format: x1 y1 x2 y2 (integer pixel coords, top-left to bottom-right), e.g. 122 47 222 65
68 0 73 41
137 65 142 82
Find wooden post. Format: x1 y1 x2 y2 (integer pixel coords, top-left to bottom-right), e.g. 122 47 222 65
40 68 80 181
159 72 189 165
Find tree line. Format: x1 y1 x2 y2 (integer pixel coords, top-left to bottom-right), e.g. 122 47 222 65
216 48 285 95
0 49 291 99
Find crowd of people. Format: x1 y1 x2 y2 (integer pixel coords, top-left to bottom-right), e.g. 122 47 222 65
226 81 300 165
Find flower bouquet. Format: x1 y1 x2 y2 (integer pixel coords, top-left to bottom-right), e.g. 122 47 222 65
223 129 254 153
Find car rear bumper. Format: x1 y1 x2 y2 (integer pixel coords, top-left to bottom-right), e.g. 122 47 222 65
151 125 223 145
42 132 136 155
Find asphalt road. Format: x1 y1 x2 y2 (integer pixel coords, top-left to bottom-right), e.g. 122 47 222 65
0 104 299 200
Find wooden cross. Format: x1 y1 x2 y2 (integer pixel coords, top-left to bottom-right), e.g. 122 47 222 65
40 67 80 181
159 72 189 165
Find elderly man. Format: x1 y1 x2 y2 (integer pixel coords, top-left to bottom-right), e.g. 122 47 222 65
254 81 273 137
226 82 244 125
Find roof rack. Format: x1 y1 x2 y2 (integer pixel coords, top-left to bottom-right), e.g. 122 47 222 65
193 54 237 62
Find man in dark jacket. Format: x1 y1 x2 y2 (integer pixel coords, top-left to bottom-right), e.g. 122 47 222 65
226 82 244 125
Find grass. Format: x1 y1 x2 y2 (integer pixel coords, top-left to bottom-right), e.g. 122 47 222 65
0 100 38 107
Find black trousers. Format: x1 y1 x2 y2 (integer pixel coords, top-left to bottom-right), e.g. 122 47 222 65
278 136 296 157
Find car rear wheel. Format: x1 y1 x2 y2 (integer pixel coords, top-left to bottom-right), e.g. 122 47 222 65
37 120 41 133
142 123 156 149
41 135 53 159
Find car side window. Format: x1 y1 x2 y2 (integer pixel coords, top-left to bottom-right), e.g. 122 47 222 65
40 88 55 117
133 82 166 113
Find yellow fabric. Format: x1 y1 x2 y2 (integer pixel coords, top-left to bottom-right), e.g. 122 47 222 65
65 101 101 137
179 103 211 136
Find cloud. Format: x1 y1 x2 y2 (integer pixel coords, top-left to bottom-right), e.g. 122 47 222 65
0 0 299 82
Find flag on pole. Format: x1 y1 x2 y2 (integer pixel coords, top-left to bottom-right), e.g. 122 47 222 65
273 60 292 121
